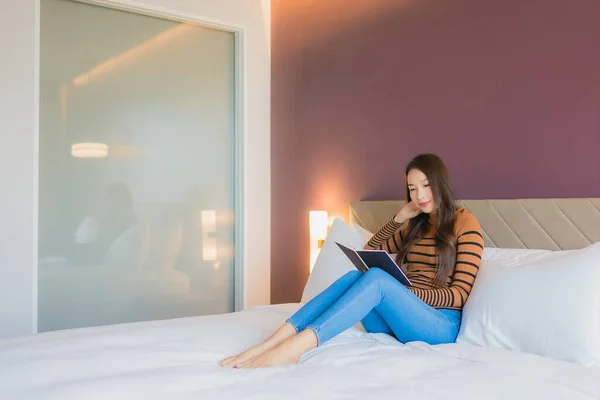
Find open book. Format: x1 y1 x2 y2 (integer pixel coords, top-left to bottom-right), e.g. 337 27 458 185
335 242 412 286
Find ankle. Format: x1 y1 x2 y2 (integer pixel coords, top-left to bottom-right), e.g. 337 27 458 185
282 322 298 335
265 323 298 344
261 338 278 350
293 329 318 351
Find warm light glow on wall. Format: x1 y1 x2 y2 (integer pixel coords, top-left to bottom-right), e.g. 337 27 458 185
309 210 328 272
72 24 192 87
71 142 108 158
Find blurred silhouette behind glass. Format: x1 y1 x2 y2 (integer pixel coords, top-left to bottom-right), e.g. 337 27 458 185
69 182 138 263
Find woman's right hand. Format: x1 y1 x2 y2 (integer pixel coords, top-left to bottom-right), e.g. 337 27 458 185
394 201 422 224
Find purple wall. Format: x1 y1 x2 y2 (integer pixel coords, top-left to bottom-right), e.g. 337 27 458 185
271 0 600 304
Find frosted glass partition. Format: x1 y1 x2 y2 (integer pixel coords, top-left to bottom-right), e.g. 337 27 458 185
38 0 237 332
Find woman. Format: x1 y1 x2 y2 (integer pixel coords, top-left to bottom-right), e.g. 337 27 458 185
221 153 484 369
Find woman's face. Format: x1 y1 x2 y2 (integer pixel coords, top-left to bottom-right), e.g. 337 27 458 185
407 168 436 214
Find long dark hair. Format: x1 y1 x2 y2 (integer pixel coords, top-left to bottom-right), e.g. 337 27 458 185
394 154 458 286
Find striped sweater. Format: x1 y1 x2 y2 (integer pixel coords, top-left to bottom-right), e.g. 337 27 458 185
366 208 484 310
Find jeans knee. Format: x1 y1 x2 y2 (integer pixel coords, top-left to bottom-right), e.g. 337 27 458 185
363 267 389 282
340 270 362 281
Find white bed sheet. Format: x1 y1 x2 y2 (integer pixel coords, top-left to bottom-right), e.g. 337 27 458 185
1 303 599 400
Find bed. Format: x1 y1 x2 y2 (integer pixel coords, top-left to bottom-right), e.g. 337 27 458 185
1 198 600 399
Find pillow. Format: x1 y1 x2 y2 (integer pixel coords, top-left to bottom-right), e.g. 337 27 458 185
481 247 553 265
350 222 374 246
73 216 99 244
105 222 151 269
301 218 367 303
457 242 600 367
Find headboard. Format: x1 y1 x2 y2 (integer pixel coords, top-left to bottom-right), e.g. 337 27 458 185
350 199 600 250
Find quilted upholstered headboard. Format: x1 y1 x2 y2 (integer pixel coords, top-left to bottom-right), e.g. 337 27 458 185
349 199 600 250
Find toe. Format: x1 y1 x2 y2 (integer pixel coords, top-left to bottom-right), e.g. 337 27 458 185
220 357 236 367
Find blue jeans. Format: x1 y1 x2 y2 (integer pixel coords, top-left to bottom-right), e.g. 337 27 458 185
287 269 461 346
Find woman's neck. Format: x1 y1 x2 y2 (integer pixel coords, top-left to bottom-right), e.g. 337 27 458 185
428 212 438 225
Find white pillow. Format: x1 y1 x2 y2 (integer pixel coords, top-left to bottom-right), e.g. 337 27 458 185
105 222 151 269
301 218 368 303
481 247 552 263
73 217 99 244
457 242 600 367
350 222 374 246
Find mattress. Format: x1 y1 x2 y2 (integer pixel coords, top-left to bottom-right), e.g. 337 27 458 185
1 303 598 400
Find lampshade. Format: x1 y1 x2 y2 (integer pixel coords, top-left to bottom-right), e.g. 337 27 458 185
71 142 108 158
309 210 328 241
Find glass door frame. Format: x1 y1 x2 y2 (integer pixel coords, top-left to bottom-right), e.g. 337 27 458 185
34 0 247 331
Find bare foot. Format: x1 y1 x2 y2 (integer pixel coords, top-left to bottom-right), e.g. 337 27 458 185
220 322 297 368
220 341 274 368
242 329 318 369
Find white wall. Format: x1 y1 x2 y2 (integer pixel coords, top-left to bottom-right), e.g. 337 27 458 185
0 1 38 338
0 0 270 338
